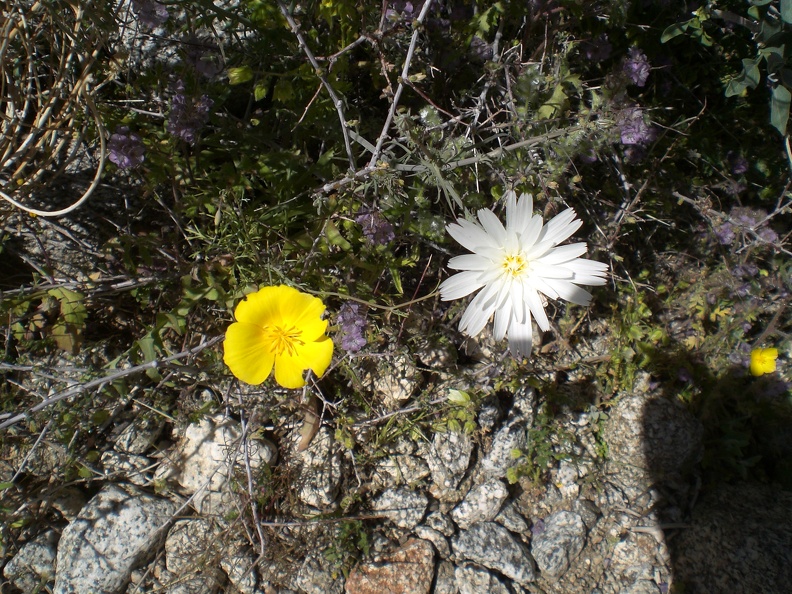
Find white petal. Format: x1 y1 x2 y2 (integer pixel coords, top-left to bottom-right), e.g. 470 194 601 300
493 298 511 340
477 208 507 245
518 214 543 247
523 238 558 260
447 219 498 253
459 286 499 337
539 209 582 245
448 254 492 271
537 242 588 264
568 258 609 285
544 279 593 306
524 287 550 332
510 280 525 324
529 275 560 300
508 319 533 358
529 262 575 279
440 271 484 300
504 190 518 228
516 193 534 224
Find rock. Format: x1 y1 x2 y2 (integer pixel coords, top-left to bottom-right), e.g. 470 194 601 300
369 352 420 408
294 426 342 509
372 448 430 488
451 479 509 529
622 581 662 594
371 487 428 529
434 560 458 594
605 394 702 475
427 431 473 494
454 563 510 594
530 510 586 579
295 554 344 594
479 388 536 480
164 518 225 593
452 522 536 585
46 487 87 521
345 538 434 594
555 460 580 499
154 414 276 514
101 450 154 486
53 483 177 594
671 483 792 594
115 414 165 455
425 511 456 537
219 546 260 594
414 525 451 558
495 500 529 533
3 529 58 592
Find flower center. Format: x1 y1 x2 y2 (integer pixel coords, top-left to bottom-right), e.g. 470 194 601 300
264 325 305 356
501 253 528 278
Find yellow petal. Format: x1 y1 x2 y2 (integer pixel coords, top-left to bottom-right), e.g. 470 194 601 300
750 347 778 377
234 285 291 326
286 293 328 340
273 336 334 389
224 322 275 384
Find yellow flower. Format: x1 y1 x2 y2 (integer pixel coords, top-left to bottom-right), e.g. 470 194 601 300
223 285 334 389
750 347 778 377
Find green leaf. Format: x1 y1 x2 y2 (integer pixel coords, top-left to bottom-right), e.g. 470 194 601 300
661 20 691 43
227 66 254 85
771 85 791 135
782 0 792 23
725 57 762 97
537 84 568 120
0 481 14 490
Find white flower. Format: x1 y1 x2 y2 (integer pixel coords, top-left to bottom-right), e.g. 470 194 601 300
440 191 608 358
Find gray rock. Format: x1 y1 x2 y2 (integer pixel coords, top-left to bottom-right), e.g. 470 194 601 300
372 450 430 488
671 483 792 594
294 426 342 509
454 563 510 594
414 524 451 558
115 414 165 455
372 487 428 529
219 547 260 594
530 510 586 579
3 529 58 592
164 518 224 592
154 414 276 514
370 352 420 408
426 511 456 537
294 554 344 594
53 483 177 594
452 522 536 585
451 479 509 529
479 388 536 480
622 581 662 594
101 450 154 486
47 487 87 521
434 560 458 594
605 393 702 475
495 500 529 533
427 431 473 492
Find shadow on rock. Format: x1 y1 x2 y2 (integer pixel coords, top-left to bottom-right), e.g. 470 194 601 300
642 348 792 593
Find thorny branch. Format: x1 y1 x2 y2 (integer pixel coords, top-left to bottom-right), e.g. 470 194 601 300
276 0 356 170
0 335 224 430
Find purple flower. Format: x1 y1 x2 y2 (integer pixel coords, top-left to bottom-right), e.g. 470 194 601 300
715 221 736 245
107 127 145 169
623 47 651 87
337 302 367 353
130 0 168 29
356 209 395 246
727 151 749 175
167 81 214 144
581 34 612 63
618 108 655 146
